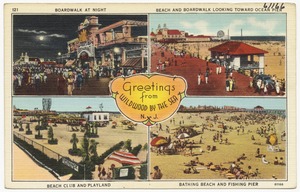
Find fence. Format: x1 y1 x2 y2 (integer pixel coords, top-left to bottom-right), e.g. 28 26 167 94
13 131 83 175
14 131 62 161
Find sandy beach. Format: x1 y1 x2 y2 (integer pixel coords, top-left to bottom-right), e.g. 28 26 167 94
150 112 286 180
13 144 58 181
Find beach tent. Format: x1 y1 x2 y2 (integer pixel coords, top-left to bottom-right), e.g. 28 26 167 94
177 132 190 139
107 151 141 166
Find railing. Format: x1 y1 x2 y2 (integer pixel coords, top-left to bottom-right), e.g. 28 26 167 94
14 131 61 161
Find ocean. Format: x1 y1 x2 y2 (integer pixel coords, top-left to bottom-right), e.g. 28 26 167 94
230 36 285 41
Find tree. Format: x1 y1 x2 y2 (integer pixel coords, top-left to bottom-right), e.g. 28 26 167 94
47 126 57 144
25 123 32 135
35 124 42 139
124 139 132 152
89 139 99 157
81 136 90 162
143 143 148 151
131 144 142 156
70 133 79 150
48 126 54 140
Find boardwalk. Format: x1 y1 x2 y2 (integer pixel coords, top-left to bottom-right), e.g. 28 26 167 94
151 44 282 96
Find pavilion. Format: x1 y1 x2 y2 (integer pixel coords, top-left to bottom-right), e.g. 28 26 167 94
209 41 268 74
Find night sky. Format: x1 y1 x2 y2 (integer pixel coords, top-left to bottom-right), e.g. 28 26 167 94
13 15 147 61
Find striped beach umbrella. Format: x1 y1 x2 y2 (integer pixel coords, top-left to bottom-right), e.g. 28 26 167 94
150 136 168 147
107 151 141 165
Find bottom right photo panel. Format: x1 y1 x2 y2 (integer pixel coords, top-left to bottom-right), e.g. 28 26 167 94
150 97 286 180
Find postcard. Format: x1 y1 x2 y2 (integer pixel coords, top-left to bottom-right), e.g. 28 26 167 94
4 3 296 189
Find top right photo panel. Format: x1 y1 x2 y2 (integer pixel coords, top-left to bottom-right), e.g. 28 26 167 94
150 13 286 96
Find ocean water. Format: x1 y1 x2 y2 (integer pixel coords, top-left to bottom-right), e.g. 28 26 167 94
230 36 285 41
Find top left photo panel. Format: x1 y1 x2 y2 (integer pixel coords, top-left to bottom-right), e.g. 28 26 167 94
12 14 148 96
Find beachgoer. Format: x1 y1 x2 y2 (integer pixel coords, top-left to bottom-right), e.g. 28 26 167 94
151 166 163 179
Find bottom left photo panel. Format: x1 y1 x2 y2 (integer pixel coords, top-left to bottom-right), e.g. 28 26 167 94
11 97 149 181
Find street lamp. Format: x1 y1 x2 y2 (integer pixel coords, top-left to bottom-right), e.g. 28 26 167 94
57 52 62 64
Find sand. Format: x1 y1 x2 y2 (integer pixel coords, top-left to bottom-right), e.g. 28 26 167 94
12 111 286 180
13 144 58 181
150 112 286 180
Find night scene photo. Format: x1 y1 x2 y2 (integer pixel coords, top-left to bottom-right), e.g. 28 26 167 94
13 15 148 95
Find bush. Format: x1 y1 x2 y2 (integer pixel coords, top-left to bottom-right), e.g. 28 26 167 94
35 134 43 139
131 144 142 156
68 148 82 156
48 138 58 145
26 130 32 135
97 141 124 165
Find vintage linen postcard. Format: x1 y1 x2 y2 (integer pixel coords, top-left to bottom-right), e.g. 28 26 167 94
4 3 296 189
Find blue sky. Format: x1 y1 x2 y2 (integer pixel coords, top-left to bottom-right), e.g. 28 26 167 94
181 98 286 110
13 97 286 111
13 97 119 112
150 14 286 36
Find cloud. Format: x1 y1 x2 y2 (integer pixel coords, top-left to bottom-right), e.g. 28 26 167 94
218 19 244 36
17 29 47 34
17 28 66 38
47 34 66 38
180 20 212 35
246 17 278 35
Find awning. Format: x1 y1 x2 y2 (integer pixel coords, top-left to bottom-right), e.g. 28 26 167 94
121 57 142 68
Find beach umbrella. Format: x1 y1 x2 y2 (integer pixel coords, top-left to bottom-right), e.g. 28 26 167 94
107 151 141 165
177 132 190 139
150 136 168 147
267 133 278 146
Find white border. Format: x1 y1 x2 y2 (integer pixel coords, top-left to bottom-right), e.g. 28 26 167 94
1 0 299 191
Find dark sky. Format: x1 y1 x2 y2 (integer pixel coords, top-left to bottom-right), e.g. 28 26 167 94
13 15 147 61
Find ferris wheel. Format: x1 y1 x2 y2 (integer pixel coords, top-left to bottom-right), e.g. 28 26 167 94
217 30 225 38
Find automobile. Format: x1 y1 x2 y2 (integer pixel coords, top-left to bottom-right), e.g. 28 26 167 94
252 74 275 91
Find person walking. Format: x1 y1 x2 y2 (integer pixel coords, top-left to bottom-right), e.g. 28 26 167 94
67 75 75 95
197 73 201 85
205 71 209 84
57 73 66 95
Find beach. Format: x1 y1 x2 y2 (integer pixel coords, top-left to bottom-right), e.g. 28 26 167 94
150 112 286 180
13 144 58 181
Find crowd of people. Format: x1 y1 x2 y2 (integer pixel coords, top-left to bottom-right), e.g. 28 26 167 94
152 42 286 96
150 110 286 180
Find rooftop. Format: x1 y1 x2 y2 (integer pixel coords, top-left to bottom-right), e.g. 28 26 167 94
209 41 268 56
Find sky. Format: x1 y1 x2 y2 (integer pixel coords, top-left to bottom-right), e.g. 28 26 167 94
13 97 286 112
181 97 286 110
13 15 147 61
150 13 286 37
13 14 286 61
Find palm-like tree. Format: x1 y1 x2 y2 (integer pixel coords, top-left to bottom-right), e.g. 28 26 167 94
47 126 54 141
124 139 132 152
81 136 90 162
89 139 99 157
70 133 79 151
